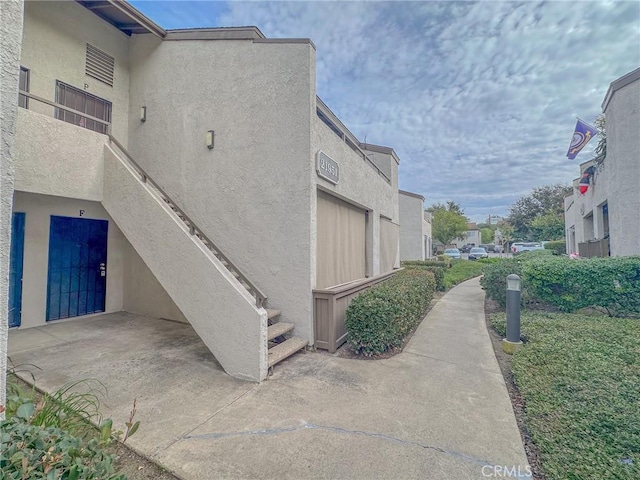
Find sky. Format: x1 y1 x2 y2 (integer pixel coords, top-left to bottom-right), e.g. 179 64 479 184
129 0 640 223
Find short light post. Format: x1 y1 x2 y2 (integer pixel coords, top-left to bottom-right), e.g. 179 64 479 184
502 274 523 354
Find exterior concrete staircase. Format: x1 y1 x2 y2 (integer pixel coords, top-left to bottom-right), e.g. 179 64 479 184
103 136 307 379
266 309 308 374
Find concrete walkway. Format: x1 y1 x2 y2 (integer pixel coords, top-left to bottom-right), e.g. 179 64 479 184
9 277 530 479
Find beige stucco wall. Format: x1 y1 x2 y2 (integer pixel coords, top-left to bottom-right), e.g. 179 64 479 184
20 1 130 144
602 76 640 256
15 108 107 200
123 244 187 324
12 191 126 329
103 144 268 381
399 191 425 261
127 35 315 342
564 71 640 257
1 0 24 415
311 119 399 280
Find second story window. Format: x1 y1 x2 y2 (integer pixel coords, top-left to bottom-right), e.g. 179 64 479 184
55 81 111 135
19 67 29 108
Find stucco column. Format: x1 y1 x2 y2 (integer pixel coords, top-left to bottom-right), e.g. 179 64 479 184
0 0 24 417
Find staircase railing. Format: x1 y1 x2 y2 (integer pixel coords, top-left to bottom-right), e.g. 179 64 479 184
107 135 267 308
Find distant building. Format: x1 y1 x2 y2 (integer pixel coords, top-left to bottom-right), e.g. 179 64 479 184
453 223 481 249
564 67 640 257
398 190 433 260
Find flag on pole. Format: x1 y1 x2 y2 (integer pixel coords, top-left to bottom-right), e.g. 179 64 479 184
578 166 596 194
567 119 597 160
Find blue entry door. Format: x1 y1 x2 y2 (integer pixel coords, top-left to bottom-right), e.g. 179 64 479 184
46 216 108 321
9 213 26 327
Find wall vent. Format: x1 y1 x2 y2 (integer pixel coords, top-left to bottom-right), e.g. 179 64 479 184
85 44 114 87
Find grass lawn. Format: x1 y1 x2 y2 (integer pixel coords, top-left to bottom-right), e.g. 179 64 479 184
443 259 484 288
491 312 640 480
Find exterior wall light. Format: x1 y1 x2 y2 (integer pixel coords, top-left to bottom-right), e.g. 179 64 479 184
206 130 215 150
140 106 146 122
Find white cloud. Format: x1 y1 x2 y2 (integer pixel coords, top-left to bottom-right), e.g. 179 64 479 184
131 0 640 222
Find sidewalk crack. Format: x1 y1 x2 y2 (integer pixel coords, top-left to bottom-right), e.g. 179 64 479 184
182 422 494 467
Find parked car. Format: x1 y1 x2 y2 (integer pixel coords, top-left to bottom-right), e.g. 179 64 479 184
494 244 504 253
468 247 489 260
443 248 461 259
479 244 494 254
512 242 544 254
460 244 474 253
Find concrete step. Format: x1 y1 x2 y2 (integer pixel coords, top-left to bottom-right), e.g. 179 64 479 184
267 322 294 341
268 336 308 368
266 309 281 321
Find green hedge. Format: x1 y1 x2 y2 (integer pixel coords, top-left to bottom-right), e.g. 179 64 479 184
345 269 436 356
481 256 640 316
523 256 640 317
400 261 446 291
480 258 527 307
544 240 566 255
401 260 449 269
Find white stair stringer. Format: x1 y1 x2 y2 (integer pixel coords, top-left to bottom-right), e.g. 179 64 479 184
102 144 268 381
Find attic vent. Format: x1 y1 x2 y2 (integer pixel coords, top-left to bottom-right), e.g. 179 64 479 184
85 44 114 87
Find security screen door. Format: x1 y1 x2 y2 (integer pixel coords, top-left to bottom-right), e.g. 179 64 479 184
46 216 108 321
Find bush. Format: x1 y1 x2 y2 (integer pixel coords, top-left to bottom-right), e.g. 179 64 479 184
436 255 452 266
401 261 446 291
523 256 640 317
0 416 124 480
544 240 566 255
480 258 526 307
345 269 436 356
401 260 449 269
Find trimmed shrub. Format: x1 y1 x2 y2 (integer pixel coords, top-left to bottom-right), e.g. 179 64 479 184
480 258 527 307
515 249 554 258
544 240 566 255
436 255 452 266
401 260 449 269
401 261 446 291
523 256 640 317
345 269 436 356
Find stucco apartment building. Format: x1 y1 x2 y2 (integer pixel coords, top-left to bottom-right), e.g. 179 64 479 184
452 223 480 249
398 190 433 261
564 67 640 257
3 0 403 381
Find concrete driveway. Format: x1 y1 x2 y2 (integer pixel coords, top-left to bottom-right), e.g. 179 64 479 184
9 277 530 480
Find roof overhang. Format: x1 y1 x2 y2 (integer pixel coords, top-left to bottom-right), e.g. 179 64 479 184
76 0 166 38
601 67 640 112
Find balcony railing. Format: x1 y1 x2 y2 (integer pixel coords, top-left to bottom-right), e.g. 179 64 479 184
18 90 111 135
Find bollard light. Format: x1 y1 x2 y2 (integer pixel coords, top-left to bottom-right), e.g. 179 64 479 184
507 274 521 291
503 274 523 354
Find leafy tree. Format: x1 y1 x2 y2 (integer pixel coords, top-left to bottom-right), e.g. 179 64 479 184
431 209 468 246
529 212 565 241
427 200 465 216
495 220 515 251
481 228 494 244
508 184 572 240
